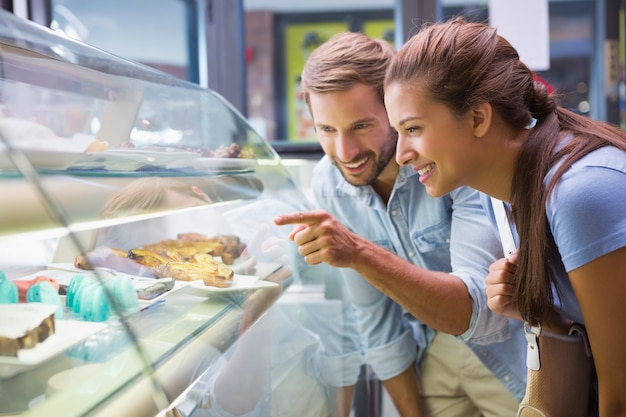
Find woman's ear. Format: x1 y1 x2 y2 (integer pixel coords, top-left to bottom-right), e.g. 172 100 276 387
472 102 492 138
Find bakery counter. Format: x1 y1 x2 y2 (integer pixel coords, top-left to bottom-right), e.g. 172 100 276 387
0 10 317 417
0 266 290 417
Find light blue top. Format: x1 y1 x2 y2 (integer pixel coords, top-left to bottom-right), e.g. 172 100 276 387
546 145 626 324
482 144 626 327
313 156 527 401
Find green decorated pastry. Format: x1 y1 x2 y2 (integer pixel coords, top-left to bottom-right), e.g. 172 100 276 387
66 274 88 309
0 270 18 304
108 275 139 315
26 281 64 319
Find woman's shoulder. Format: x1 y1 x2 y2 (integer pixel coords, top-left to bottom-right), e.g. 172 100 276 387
548 145 626 193
573 145 626 171
550 146 626 206
547 146 626 270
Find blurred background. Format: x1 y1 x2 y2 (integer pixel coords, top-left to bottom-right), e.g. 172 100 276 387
4 0 624 149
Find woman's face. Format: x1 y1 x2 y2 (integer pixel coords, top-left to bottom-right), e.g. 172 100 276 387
385 82 481 197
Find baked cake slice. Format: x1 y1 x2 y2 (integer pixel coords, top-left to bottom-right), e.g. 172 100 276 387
0 303 57 357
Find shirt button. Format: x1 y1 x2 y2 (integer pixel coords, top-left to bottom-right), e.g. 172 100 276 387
408 251 415 258
445 238 450 244
391 210 397 216
504 375 510 382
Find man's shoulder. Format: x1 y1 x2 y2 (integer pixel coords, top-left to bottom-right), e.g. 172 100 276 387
312 155 336 176
311 155 345 193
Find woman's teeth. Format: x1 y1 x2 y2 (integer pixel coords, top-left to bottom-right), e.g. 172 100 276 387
417 163 435 175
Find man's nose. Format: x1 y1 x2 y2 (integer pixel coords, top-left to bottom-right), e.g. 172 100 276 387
335 132 360 162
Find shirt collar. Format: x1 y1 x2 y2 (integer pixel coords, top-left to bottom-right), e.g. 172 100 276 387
334 164 418 198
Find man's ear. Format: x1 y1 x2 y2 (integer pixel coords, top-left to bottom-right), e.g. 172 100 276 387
472 102 492 138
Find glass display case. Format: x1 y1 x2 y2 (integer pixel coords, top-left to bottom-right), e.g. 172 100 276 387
0 10 340 417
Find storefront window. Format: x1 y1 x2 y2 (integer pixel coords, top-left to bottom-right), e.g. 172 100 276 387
244 0 596 142
46 1 598 142
50 0 196 82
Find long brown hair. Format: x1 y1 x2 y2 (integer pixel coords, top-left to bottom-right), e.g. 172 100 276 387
385 17 626 324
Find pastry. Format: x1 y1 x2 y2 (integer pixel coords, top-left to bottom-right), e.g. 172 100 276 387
15 275 59 302
71 277 98 317
74 247 129 270
108 274 139 314
66 273 139 321
74 233 245 288
0 271 18 304
85 139 109 152
66 274 88 310
26 281 64 319
80 284 109 322
155 254 234 288
136 278 175 300
128 247 182 268
0 303 57 357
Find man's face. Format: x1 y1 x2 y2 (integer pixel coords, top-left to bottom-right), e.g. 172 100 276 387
308 83 397 187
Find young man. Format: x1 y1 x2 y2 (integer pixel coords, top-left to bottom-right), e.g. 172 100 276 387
274 32 526 417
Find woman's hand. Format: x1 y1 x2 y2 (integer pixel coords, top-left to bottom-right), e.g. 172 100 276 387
485 251 523 321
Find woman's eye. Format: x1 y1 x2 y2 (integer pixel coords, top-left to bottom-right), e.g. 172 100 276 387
406 126 420 134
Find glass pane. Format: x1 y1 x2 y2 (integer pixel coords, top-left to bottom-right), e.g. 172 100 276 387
50 0 193 81
0 11 318 417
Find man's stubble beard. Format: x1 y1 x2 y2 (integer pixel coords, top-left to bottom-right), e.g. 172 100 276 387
336 128 398 187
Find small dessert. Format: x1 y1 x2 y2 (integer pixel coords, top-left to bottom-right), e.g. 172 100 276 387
26 281 64 319
85 139 109 153
14 275 59 302
65 274 88 310
0 271 18 304
136 278 175 300
80 285 109 322
108 275 139 313
155 254 234 288
0 303 57 357
66 273 139 321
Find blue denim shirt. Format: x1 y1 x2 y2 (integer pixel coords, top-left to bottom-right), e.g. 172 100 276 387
312 156 527 401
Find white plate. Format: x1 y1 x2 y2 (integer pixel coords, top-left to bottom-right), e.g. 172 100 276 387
193 157 258 171
186 274 278 294
100 149 199 170
0 150 91 171
38 266 187 307
16 268 90 287
0 319 107 378
132 278 187 307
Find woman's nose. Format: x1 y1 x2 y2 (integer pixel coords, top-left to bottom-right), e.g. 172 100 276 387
395 135 415 166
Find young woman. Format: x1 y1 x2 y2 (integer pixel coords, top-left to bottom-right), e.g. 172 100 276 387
384 17 626 417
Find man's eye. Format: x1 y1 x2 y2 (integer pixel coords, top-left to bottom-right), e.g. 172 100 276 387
354 123 367 130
